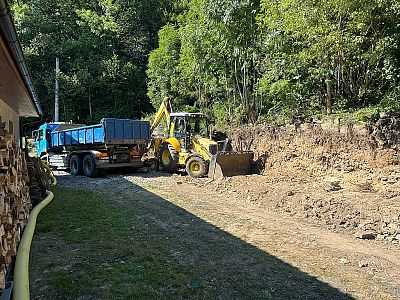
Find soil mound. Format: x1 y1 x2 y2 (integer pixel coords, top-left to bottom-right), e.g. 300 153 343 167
227 117 400 244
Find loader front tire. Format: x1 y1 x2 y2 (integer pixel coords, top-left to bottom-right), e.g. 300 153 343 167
186 156 206 178
159 143 179 172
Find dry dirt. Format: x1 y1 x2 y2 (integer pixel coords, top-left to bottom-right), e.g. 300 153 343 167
54 165 400 299
46 121 400 299
231 123 400 243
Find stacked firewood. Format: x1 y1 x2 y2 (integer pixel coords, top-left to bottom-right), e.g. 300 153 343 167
0 125 32 289
26 157 49 205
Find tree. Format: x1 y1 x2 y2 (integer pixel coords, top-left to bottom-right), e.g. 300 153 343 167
11 0 400 126
258 0 400 114
11 0 173 123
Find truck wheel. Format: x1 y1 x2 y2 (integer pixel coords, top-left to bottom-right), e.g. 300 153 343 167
70 155 83 176
186 156 206 178
159 143 179 172
83 154 100 178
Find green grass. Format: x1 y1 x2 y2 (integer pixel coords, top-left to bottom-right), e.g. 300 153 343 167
318 106 383 125
31 185 352 300
32 186 201 299
144 184 160 191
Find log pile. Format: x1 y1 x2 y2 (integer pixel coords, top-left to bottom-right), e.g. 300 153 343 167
0 124 32 289
27 157 49 205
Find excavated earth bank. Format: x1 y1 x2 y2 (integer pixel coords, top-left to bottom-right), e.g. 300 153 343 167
228 116 400 244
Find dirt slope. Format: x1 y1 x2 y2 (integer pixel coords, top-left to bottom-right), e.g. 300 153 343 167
230 122 400 244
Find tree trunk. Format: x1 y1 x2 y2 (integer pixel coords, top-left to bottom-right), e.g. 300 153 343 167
88 86 92 118
233 58 244 105
326 75 332 115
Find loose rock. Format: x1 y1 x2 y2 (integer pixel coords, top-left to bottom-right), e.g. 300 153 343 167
354 230 377 240
286 190 295 196
358 261 369 268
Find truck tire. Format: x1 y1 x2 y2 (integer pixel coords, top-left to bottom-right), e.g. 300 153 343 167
83 154 100 178
159 143 179 172
70 155 83 176
186 156 206 178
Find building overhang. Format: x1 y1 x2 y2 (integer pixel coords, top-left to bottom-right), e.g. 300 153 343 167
0 0 42 117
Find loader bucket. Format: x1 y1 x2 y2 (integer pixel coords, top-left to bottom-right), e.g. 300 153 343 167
208 151 254 179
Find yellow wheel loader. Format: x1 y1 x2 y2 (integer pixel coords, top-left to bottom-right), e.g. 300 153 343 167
151 97 254 179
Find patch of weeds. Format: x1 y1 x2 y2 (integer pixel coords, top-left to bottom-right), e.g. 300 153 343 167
393 151 400 165
145 184 160 191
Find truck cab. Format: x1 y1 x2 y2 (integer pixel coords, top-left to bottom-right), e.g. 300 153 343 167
32 123 61 157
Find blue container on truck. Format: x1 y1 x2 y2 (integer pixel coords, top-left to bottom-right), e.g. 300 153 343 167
51 118 151 148
33 118 151 177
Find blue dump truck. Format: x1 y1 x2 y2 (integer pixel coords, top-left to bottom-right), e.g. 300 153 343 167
32 118 151 177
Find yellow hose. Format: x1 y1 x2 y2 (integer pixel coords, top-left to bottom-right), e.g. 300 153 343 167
13 190 55 300
41 160 57 186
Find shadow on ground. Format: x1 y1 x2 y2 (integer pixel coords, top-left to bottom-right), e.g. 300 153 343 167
30 173 354 299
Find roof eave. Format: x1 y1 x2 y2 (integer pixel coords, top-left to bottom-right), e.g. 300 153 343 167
0 0 42 117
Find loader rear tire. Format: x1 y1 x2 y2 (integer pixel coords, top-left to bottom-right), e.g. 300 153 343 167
159 143 179 172
186 156 206 178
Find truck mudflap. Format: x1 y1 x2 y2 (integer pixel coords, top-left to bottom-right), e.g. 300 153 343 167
208 151 254 179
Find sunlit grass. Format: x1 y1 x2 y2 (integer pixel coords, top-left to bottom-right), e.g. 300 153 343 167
30 185 352 300
32 186 201 299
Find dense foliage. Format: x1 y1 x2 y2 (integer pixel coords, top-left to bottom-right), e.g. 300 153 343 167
148 0 400 125
12 0 173 123
12 0 400 125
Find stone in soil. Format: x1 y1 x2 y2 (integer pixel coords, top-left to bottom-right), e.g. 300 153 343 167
358 261 369 268
387 223 399 235
324 178 342 192
354 230 377 240
339 258 350 264
286 190 295 196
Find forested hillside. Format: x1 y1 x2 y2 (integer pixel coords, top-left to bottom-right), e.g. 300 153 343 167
12 0 400 125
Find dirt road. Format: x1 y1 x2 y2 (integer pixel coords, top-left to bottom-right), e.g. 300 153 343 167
40 170 400 299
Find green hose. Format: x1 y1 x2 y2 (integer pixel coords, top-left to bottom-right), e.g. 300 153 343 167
13 190 55 300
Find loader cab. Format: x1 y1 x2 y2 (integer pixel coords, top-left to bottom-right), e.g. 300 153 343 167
169 113 210 149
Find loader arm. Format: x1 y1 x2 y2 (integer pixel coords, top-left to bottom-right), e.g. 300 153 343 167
151 97 172 133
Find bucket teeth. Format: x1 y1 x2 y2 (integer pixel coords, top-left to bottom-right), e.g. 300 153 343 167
208 151 254 179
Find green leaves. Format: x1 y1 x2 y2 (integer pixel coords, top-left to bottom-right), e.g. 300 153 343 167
11 0 171 123
146 0 265 125
257 0 400 114
147 24 182 107
11 0 400 125
75 8 118 35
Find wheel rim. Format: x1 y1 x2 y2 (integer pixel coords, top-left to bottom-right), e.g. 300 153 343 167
161 150 170 165
190 161 201 174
